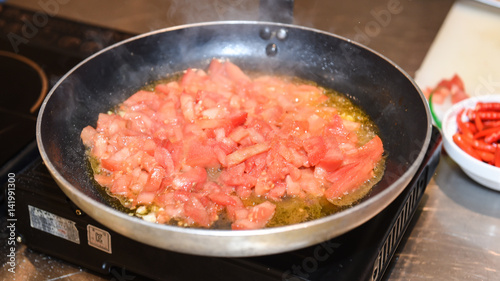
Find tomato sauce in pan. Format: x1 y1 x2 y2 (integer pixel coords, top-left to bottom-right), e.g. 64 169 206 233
80 59 385 230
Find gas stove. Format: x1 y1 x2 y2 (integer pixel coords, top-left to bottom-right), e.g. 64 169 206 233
1 4 442 281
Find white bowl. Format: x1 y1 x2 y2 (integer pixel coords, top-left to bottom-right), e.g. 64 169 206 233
442 94 500 191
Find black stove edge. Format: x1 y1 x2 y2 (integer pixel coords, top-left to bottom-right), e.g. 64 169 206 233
0 139 38 189
376 126 442 280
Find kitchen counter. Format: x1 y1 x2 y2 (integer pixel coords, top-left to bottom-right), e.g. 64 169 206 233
1 0 500 280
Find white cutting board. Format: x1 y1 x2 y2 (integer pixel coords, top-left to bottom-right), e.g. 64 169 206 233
415 0 500 97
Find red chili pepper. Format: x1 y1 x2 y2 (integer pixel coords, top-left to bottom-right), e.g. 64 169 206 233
456 109 474 138
463 133 496 153
474 140 497 153
483 120 500 128
485 131 500 144
467 111 500 121
495 147 500 168
475 113 484 132
453 133 482 160
474 126 500 140
477 150 494 163
465 121 478 134
475 102 500 112
454 101 500 168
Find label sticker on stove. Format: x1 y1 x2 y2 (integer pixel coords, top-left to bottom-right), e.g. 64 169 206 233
87 224 112 254
28 205 80 244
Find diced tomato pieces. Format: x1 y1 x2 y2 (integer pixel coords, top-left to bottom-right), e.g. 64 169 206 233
317 145 344 172
267 181 287 201
228 127 249 143
81 126 97 147
324 136 383 200
224 61 251 84
285 175 301 197
276 141 308 168
110 174 131 195
100 158 121 172
208 193 239 206
302 136 327 166
100 147 131 171
137 192 156 205
184 141 219 168
226 143 271 167
154 147 175 173
184 196 211 227
228 111 248 128
226 205 248 222
344 135 384 165
91 133 109 159
424 74 469 105
93 173 113 188
232 201 276 230
298 169 325 197
254 174 273 196
172 166 207 191
81 59 385 230
144 166 167 192
123 90 162 112
143 138 157 156
307 114 327 135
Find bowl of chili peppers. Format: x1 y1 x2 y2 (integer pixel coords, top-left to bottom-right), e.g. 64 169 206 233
442 94 500 190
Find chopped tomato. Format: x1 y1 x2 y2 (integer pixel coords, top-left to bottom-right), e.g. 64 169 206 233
232 201 276 230
324 136 383 200
93 173 113 188
317 145 343 172
184 196 211 227
171 166 207 192
137 192 156 205
224 61 251 84
154 147 175 173
81 59 384 230
226 143 271 167
184 141 219 168
144 166 167 192
80 126 97 147
208 193 239 206
302 136 327 166
424 74 469 105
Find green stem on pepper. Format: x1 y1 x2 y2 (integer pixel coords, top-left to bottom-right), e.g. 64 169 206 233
429 91 442 129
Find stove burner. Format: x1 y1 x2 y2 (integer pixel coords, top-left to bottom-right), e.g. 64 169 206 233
0 51 49 167
0 50 48 114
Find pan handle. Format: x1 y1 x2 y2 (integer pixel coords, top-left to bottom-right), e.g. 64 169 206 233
259 0 294 23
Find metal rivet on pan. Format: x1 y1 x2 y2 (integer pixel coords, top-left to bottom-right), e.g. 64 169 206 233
259 27 272 40
266 43 278 56
276 28 288 40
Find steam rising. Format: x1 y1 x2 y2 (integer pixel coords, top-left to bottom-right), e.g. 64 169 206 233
165 0 260 27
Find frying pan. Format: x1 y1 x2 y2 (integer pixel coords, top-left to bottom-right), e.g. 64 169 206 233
36 21 433 257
